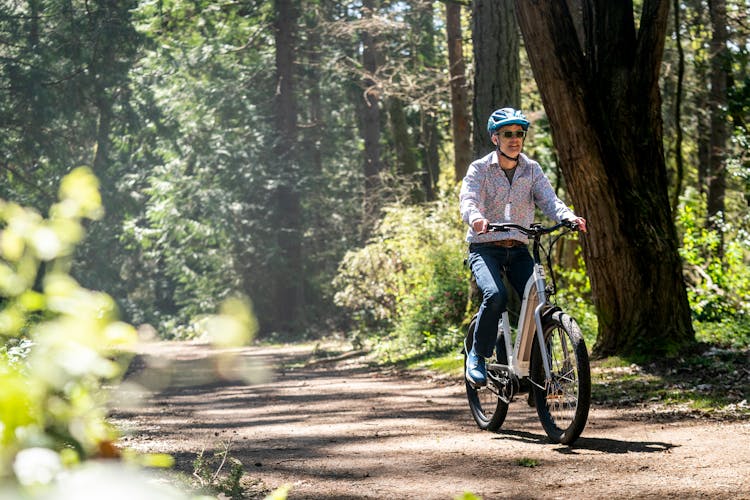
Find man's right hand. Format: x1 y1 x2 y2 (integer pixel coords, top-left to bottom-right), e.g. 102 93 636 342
472 218 489 234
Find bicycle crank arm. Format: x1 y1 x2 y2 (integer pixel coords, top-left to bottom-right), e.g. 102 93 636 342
485 362 512 375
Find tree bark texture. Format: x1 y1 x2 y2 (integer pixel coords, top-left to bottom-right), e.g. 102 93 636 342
515 0 694 357
471 0 520 157
446 1 472 182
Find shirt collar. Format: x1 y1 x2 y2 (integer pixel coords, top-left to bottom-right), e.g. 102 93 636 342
490 150 526 168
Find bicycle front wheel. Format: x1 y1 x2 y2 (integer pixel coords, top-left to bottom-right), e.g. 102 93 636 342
464 315 508 431
530 311 591 445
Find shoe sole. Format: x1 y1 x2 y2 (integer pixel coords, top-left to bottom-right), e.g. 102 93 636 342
465 371 487 388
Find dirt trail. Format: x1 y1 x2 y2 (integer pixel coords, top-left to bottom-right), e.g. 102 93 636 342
111 341 750 499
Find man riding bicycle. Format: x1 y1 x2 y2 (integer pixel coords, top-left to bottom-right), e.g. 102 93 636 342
459 107 587 387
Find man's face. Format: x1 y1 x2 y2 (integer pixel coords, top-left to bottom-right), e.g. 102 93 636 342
493 125 526 157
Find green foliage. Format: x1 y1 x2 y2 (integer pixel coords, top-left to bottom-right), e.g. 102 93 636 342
591 349 749 417
551 246 599 347
0 167 137 480
454 493 482 500
333 192 469 359
0 0 143 332
192 444 246 499
694 318 750 349
120 0 276 332
515 457 540 468
678 189 750 322
0 169 260 498
118 0 364 337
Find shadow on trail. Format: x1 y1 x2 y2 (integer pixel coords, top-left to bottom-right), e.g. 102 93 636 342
493 429 676 454
559 434 677 454
115 345 471 450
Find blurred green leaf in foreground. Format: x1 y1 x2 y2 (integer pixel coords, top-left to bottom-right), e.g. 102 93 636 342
0 167 272 498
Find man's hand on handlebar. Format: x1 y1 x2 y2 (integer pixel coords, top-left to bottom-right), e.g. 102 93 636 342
569 217 587 233
472 218 489 234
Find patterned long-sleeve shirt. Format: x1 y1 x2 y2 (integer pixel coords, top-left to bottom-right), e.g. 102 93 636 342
459 151 576 244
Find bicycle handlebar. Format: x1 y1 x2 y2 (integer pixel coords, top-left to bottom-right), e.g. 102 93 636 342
487 220 579 237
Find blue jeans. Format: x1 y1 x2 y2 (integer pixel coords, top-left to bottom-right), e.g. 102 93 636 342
467 244 534 358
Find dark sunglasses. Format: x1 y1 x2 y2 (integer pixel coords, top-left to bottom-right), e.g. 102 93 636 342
496 130 526 139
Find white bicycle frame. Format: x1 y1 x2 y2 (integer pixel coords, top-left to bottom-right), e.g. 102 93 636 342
497 259 554 381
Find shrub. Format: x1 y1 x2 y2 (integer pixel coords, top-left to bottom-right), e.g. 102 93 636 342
678 190 750 322
333 193 469 359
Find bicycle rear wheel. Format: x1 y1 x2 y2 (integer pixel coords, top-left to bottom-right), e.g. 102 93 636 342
530 311 591 444
464 315 508 431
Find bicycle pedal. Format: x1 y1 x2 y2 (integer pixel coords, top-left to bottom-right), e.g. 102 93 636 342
467 379 486 390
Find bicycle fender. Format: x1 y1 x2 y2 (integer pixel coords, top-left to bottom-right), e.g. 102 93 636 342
541 306 562 325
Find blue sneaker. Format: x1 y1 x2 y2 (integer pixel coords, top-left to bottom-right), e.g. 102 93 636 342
466 347 487 387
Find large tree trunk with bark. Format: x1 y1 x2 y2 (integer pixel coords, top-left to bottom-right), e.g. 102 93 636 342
446 1 472 182
471 0 520 157
272 0 304 331
515 0 695 357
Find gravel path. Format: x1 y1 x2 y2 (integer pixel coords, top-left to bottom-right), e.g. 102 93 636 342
111 341 750 499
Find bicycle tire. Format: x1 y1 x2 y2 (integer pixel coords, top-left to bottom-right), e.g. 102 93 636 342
530 311 591 444
464 315 509 431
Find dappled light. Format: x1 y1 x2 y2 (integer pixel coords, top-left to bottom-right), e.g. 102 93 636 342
1 0 749 497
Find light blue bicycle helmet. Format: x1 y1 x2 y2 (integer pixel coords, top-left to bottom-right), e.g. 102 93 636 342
487 107 530 136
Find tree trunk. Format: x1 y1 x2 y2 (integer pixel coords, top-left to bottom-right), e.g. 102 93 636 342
387 96 420 201
707 0 728 249
515 0 695 358
445 0 472 182
25 0 43 162
361 0 383 229
274 0 297 143
305 4 323 175
415 0 438 201
471 0 520 157
272 0 304 331
670 0 686 215
420 110 439 202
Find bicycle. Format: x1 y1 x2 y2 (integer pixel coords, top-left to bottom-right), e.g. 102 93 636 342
464 220 591 445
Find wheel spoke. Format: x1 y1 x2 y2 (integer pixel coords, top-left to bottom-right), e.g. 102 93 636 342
532 313 591 444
